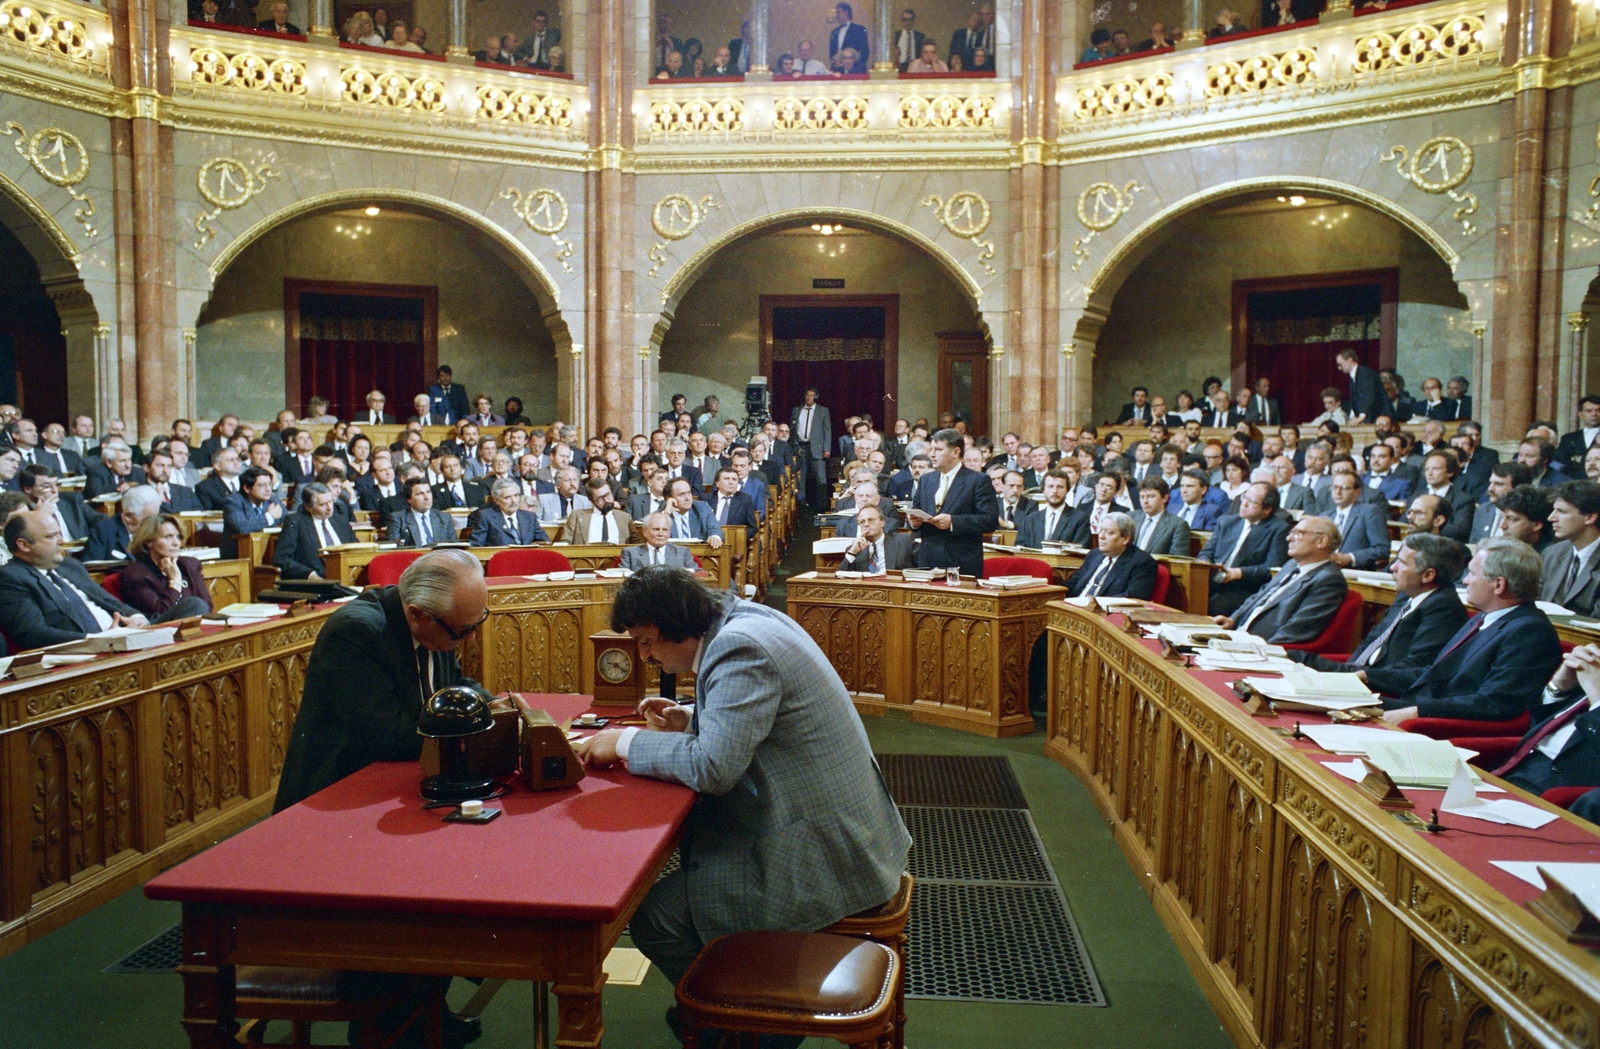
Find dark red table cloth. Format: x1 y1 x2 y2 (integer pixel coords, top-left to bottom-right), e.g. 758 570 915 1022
146 694 694 922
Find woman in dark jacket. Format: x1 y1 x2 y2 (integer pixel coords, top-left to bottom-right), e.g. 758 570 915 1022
117 513 212 617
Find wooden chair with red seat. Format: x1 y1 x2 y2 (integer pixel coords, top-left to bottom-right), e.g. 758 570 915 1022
234 967 443 1047
100 569 124 602
1542 786 1599 810
1281 590 1364 657
981 556 1053 581
1402 642 1573 742
484 548 573 577
366 550 426 586
675 930 900 1049
822 873 913 1049
1449 735 1524 771
1150 562 1171 607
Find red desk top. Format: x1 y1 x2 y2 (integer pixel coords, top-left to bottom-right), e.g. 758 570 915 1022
146 694 695 923
1119 619 1600 906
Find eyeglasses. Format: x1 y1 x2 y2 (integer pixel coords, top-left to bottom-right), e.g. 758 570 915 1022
431 607 490 641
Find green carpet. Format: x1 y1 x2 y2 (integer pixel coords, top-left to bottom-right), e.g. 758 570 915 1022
0 717 1228 1048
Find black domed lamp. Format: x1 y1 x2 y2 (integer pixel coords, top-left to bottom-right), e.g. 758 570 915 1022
417 684 498 802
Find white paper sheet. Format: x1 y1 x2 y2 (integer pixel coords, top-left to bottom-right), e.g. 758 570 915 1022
1441 760 1559 827
1489 861 1600 890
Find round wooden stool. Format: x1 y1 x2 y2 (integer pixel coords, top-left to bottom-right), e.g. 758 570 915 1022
822 873 913 1049
676 931 900 1049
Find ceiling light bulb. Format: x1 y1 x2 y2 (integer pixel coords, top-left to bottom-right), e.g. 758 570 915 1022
365 206 381 216
1289 195 1305 206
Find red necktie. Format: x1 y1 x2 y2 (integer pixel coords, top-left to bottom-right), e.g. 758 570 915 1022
1433 614 1483 665
1492 697 1590 776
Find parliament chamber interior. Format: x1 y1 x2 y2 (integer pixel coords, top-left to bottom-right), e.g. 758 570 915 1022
7 0 1600 1042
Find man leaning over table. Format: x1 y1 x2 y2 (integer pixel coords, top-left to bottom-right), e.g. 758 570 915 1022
577 567 911 1046
1375 538 1564 726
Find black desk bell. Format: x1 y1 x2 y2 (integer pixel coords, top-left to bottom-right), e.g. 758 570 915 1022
417 684 499 802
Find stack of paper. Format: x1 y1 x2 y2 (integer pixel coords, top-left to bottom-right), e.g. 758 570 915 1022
1156 624 1253 648
217 602 288 620
1192 651 1300 674
178 547 222 561
1441 759 1558 828
979 575 1049 590
1364 739 1488 789
1537 601 1577 617
1343 569 1396 587
1300 724 1413 755
811 537 856 555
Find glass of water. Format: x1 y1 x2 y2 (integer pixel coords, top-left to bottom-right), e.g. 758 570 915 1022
945 567 961 586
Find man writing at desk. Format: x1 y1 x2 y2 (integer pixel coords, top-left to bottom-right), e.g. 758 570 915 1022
908 428 998 577
576 567 911 1045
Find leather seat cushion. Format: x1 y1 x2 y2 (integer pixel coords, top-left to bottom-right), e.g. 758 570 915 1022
235 966 346 1003
682 932 892 1017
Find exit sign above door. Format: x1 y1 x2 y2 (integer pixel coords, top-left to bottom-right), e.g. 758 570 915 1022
813 279 845 289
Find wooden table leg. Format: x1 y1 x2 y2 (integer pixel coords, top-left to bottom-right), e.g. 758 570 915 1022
553 974 604 1049
176 903 237 1049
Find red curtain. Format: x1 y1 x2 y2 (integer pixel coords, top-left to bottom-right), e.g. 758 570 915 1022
1252 339 1376 425
771 358 886 437
299 338 425 421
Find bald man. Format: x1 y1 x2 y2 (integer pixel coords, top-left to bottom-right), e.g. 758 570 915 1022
1214 516 1348 644
621 512 697 570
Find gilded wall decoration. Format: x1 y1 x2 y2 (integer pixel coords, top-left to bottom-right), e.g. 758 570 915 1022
189 46 307 94
898 95 994 129
0 0 101 68
500 186 574 274
1380 135 1478 235
193 156 278 249
1070 179 1141 272
647 192 718 279
920 190 996 275
5 121 95 239
771 96 870 133
1574 124 1600 234
648 98 744 135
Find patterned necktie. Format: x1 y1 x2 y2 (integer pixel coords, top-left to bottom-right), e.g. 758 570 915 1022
506 514 519 543
1349 595 1413 667
600 512 611 543
1492 697 1591 776
48 570 102 634
1084 557 1113 596
419 514 433 546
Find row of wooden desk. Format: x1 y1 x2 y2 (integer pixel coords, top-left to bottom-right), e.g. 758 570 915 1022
1044 601 1600 1049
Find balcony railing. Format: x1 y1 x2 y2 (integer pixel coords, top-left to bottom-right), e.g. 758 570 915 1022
171 25 587 140
1058 0 1505 133
0 0 111 81
636 76 1007 144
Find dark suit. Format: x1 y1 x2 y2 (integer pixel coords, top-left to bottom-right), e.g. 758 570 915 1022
275 452 317 487
257 18 301 31
889 27 925 69
1227 559 1347 644
84 515 130 562
1115 402 1153 425
1362 471 1415 503
431 479 481 510
662 464 703 495
222 492 282 537
1320 502 1391 569
1244 394 1281 427
469 508 548 546
1500 695 1600 797
1016 504 1089 548
665 501 723 542
46 492 93 543
829 19 869 64
841 531 915 572
0 558 141 649
913 468 999 577
273 511 358 579
620 542 696 571
836 505 900 538
428 382 471 423
702 490 759 533
274 587 469 811
1428 483 1477 542
1131 510 1191 557
1170 499 1220 532
1065 545 1158 600
1378 603 1564 720
33 447 80 476
391 508 457 548
629 491 673 522
117 555 212 617
948 24 984 64
1541 541 1600 617
1197 515 1290 616
157 483 203 513
1294 585 1469 695
84 464 145 500
886 468 916 501
1557 429 1598 473
1347 365 1392 422
196 473 240 512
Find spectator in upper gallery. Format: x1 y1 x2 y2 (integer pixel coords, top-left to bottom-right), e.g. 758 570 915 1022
1442 375 1473 420
892 7 926 70
1244 376 1280 427
1116 386 1152 425
503 397 532 426
1135 20 1177 50
1110 29 1132 53
543 44 566 71
1516 435 1562 487
682 36 704 68
906 40 948 73
1079 27 1113 63
428 365 470 422
258 1 300 34
833 47 866 74
829 2 870 68
796 40 830 74
518 9 560 67
344 12 382 45
372 7 390 38
653 13 682 71
969 45 994 71
1201 388 1235 429
1263 0 1316 27
409 26 432 53
947 51 965 71
707 45 738 76
1414 376 1451 421
195 0 222 23
407 393 441 427
689 54 707 77
774 53 798 76
1555 395 1600 474
1540 480 1600 616
473 35 511 63
728 20 755 73
383 22 423 51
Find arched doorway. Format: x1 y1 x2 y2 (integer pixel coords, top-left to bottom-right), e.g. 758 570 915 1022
196 201 567 424
1081 188 1470 425
656 218 988 438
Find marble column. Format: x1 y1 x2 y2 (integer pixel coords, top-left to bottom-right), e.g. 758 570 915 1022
1179 0 1205 47
446 0 469 58
587 0 635 429
1010 0 1057 439
308 0 334 39
749 0 769 74
871 0 894 74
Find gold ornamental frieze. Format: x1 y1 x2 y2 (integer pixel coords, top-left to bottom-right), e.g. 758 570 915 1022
1380 134 1479 235
920 190 996 275
647 192 718 279
1070 180 1141 272
4 120 94 238
193 155 278 249
500 186 574 274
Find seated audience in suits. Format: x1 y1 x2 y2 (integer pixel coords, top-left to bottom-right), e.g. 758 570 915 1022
1215 517 1347 644
994 469 1034 530
620 513 698 570
390 477 457 548
1132 477 1191 556
887 452 931 501
196 447 244 511
835 479 899 538
1495 483 1556 553
1270 456 1313 513
34 422 82 477
1401 494 1461 562
1291 533 1470 692
1169 468 1221 531
430 454 480 510
840 505 913 573
142 447 201 512
628 463 674 522
117 513 214 619
1319 473 1391 570
1197 482 1290 617
1468 463 1532 543
1540 480 1600 616
699 467 759 535
1376 538 1564 723
88 485 163 562
17 465 90 543
1417 449 1476 542
1490 642 1600 798
1066 513 1158 600
663 477 724 548
1114 387 1153 426
0 509 207 650
537 467 592 523
1016 470 1089 548
274 428 318 488
223 466 285 538
357 456 402 513
84 442 144 499
469 478 550 547
272 483 358 580
561 479 633 544
729 451 768 516
1361 442 1415 503
257 1 300 32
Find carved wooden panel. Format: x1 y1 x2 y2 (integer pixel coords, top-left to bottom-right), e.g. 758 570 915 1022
1125 688 1163 842
160 673 245 827
1054 634 1091 756
22 669 142 720
1214 779 1269 1029
997 618 1041 719
912 612 990 710
28 705 137 898
1271 832 1375 1049
1092 658 1124 782
206 571 245 609
1163 727 1217 935
1408 943 1522 1049
796 604 887 696
491 609 583 694
262 652 309 777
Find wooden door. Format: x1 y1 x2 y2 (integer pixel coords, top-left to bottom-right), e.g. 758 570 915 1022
937 332 989 436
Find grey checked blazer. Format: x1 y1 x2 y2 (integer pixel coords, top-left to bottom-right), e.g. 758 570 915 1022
626 594 911 941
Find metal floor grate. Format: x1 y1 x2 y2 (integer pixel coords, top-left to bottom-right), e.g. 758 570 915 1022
907 882 1106 1005
902 806 1055 883
103 922 183 974
875 754 1028 809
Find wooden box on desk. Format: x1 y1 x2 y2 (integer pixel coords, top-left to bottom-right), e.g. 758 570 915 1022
420 708 521 779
